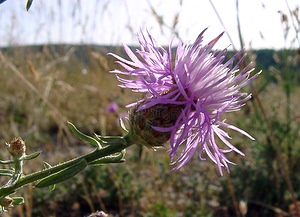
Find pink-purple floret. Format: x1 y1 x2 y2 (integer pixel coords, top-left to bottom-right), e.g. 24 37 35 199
109 28 260 175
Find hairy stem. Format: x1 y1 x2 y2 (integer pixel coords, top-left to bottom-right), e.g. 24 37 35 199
0 136 132 199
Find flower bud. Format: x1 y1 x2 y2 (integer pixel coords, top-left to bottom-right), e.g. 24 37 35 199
128 102 182 148
7 137 26 159
0 196 13 208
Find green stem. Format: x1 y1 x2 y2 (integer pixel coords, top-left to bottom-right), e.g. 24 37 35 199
0 135 132 199
2 160 23 188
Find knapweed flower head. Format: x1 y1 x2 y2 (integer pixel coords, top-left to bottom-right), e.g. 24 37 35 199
6 137 26 159
110 29 260 175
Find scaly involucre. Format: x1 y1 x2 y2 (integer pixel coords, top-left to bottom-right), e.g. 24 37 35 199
110 29 260 175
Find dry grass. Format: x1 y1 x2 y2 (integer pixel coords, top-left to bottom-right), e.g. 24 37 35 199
0 44 300 216
0 45 134 146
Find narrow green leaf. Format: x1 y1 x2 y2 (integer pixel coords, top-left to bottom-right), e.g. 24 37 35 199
89 150 126 166
89 158 125 166
12 197 24 205
67 121 101 148
6 173 22 186
21 151 41 161
95 135 125 146
0 159 14 165
43 161 52 169
0 0 8 4
0 169 14 177
35 159 87 188
48 183 56 191
26 0 33 11
43 162 55 190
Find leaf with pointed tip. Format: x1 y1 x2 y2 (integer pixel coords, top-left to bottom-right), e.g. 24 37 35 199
48 183 56 191
21 151 41 161
7 173 22 187
95 135 125 146
0 169 14 176
68 121 101 148
26 0 33 11
0 159 14 165
89 150 126 166
35 159 87 188
0 169 14 177
12 197 24 205
43 161 52 169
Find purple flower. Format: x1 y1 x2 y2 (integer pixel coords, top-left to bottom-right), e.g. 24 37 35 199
106 102 119 113
110 29 260 175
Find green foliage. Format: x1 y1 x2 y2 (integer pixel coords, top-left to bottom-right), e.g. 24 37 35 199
146 202 177 217
35 159 87 188
0 0 33 10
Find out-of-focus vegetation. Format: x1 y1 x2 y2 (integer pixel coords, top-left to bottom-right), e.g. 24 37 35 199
0 0 299 216
0 44 299 217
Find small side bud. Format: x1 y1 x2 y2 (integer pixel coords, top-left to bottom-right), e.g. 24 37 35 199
128 102 182 148
0 196 13 208
6 137 26 159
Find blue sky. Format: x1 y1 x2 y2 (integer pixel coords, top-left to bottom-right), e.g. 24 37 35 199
0 0 299 49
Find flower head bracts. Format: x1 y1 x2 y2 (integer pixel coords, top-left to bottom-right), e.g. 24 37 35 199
110 29 260 175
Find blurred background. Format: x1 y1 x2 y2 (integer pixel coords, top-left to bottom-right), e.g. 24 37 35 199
0 0 299 216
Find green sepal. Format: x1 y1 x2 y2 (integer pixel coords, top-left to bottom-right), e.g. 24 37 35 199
89 150 126 166
0 169 14 177
21 151 41 161
26 0 33 11
67 121 101 148
12 197 24 205
35 159 87 188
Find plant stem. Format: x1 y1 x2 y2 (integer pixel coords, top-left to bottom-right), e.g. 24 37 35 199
0 136 132 199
